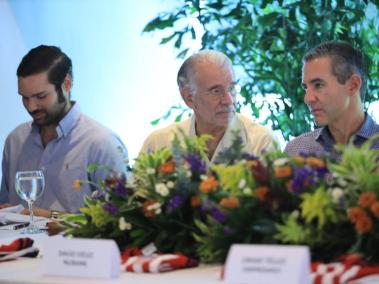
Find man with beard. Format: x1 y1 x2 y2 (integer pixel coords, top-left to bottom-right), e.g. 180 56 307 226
285 41 379 159
0 45 128 217
140 50 276 166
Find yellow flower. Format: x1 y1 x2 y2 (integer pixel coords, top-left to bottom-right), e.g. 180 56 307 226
73 179 82 191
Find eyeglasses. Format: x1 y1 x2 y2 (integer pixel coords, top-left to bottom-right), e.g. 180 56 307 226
206 83 240 99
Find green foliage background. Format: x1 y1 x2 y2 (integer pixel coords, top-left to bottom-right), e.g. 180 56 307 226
144 0 379 141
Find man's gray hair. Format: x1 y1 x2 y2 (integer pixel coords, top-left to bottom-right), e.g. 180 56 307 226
177 50 233 93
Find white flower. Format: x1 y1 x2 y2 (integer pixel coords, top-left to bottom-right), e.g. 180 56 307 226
273 158 289 167
243 187 252 195
331 187 344 204
118 217 132 231
146 168 156 175
147 202 162 215
166 181 175 189
200 174 208 181
238 179 246 189
155 183 169 196
337 178 348 187
147 202 161 211
290 210 300 219
105 193 111 202
186 171 192 178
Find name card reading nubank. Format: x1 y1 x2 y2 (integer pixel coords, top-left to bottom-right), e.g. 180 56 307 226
43 238 120 279
224 244 311 284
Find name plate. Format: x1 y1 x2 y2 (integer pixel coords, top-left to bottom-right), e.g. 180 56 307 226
224 244 311 284
43 237 120 279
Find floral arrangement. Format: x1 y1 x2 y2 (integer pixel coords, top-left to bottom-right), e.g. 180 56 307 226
64 133 379 264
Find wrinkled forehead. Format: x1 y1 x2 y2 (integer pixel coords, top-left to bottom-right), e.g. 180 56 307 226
191 59 235 85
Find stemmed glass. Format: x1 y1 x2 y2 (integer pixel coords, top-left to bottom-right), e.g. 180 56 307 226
15 171 45 234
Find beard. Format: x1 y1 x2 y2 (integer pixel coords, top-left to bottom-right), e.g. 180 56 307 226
30 99 69 127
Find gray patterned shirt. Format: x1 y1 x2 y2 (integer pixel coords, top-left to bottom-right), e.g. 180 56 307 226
284 113 379 160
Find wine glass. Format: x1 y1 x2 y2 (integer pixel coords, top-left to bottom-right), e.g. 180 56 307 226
15 171 45 234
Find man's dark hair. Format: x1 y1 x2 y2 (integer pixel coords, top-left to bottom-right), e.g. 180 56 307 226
17 45 73 100
303 41 368 102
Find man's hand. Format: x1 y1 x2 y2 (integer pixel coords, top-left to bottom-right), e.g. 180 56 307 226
21 206 51 218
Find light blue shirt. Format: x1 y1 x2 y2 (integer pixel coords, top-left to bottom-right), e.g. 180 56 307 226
284 113 379 159
0 103 128 213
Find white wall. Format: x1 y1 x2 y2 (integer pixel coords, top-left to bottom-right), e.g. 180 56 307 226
0 0 183 166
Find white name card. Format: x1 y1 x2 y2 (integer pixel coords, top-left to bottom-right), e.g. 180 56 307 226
43 237 120 279
224 244 311 284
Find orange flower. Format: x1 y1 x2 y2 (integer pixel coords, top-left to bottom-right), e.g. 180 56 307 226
293 156 306 165
358 192 377 208
370 201 379 219
348 207 367 223
191 196 201 207
159 160 176 175
306 157 325 168
199 176 218 193
255 186 269 201
355 216 373 235
143 200 160 218
246 160 259 169
274 166 292 178
73 179 81 191
220 197 240 209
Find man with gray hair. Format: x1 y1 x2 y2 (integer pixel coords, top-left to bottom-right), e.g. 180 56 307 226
140 50 276 165
285 41 379 159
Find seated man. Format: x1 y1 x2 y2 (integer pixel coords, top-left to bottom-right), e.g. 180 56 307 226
140 50 276 165
0 45 128 217
285 41 379 159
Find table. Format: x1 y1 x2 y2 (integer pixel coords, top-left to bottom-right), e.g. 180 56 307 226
2 229 379 284
0 228 222 284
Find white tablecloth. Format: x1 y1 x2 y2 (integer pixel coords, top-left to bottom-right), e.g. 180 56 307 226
0 227 222 284
2 226 379 284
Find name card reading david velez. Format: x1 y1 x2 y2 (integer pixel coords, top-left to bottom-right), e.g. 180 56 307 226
224 244 311 284
43 237 120 279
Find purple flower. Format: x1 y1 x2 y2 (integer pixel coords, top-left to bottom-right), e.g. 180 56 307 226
185 154 206 174
290 167 314 194
211 207 226 223
242 153 258 161
167 195 184 212
113 182 131 197
103 201 118 216
91 190 105 201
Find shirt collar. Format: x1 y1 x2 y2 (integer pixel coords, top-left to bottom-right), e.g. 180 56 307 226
355 113 377 139
30 102 81 137
316 112 375 142
57 102 80 137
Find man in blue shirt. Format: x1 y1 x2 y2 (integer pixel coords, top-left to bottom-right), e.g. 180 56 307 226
0 45 128 217
285 41 379 159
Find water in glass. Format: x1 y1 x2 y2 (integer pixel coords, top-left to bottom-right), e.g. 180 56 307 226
15 171 45 234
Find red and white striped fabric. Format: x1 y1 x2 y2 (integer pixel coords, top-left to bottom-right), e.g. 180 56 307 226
311 254 379 284
121 248 198 273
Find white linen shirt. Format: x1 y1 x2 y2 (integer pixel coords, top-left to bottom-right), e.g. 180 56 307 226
140 113 276 166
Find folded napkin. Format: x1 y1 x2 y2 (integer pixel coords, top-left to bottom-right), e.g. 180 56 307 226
0 204 24 214
311 254 379 284
121 248 198 273
0 238 39 262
